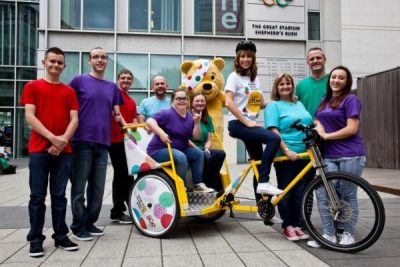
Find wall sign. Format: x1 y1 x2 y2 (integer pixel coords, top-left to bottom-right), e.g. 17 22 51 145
247 22 305 40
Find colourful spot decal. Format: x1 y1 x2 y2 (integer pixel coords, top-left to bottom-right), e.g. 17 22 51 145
132 131 141 141
131 165 140 174
159 192 174 208
144 179 157 195
139 218 147 229
126 139 136 150
138 179 146 191
161 214 173 229
195 75 201 82
140 162 151 172
132 208 141 220
153 203 167 219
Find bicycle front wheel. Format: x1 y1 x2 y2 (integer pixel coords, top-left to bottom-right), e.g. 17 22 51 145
302 171 385 253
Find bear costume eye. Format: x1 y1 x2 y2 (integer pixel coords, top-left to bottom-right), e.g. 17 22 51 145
211 75 215 80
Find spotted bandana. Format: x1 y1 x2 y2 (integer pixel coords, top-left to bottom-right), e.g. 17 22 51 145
182 59 211 91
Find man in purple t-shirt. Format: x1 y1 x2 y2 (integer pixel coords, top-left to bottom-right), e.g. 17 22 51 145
69 47 124 241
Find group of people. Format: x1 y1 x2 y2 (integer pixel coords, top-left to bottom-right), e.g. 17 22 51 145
21 40 366 258
226 41 366 247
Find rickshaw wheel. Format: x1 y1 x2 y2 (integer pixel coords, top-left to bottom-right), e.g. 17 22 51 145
128 170 180 238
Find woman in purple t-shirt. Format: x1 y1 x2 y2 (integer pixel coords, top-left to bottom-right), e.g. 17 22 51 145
146 88 214 193
308 66 366 248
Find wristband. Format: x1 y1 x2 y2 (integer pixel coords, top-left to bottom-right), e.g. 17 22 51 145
114 113 121 117
283 147 290 152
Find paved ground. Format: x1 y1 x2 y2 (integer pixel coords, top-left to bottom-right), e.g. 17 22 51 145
0 160 399 266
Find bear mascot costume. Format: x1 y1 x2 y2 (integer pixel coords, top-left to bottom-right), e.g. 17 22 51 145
181 58 225 149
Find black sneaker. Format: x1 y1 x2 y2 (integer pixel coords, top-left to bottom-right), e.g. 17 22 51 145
87 225 104 236
72 231 93 241
55 237 79 251
29 242 44 257
110 214 133 224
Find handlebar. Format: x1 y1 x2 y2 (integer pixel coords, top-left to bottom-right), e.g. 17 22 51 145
122 123 147 130
290 119 314 132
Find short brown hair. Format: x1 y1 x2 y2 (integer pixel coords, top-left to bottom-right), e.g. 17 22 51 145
271 73 296 102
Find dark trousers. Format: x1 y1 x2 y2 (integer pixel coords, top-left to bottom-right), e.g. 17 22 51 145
203 149 226 191
274 160 315 228
109 141 134 218
27 152 71 242
228 120 281 201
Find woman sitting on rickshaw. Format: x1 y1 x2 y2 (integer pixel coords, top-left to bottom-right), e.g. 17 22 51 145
146 87 214 193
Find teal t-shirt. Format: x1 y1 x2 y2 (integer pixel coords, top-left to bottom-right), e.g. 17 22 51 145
264 100 313 156
295 74 329 117
138 96 171 120
191 115 215 150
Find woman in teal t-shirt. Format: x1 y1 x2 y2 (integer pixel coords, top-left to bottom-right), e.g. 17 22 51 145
191 93 226 191
264 73 314 242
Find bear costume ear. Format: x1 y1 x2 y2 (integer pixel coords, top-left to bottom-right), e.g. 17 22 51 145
181 60 194 74
213 58 225 70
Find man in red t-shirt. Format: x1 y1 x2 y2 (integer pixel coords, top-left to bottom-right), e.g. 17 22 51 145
20 47 79 257
109 69 137 224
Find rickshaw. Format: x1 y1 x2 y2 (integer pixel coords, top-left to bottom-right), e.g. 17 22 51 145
123 122 385 253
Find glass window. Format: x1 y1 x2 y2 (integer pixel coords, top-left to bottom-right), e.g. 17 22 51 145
61 52 80 83
81 53 114 81
83 0 114 30
150 55 181 89
129 0 148 31
0 67 15 79
17 81 28 107
129 0 180 33
17 3 39 66
61 0 80 29
17 67 36 80
16 108 29 157
0 81 14 106
0 3 15 65
308 12 320 41
116 54 148 90
151 0 180 33
195 0 212 34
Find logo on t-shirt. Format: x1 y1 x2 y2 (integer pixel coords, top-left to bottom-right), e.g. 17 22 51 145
245 90 262 120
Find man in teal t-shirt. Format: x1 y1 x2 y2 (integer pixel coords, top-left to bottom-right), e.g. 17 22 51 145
296 47 328 117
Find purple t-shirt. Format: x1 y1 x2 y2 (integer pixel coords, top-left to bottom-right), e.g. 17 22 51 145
315 94 366 158
147 107 194 156
69 74 123 146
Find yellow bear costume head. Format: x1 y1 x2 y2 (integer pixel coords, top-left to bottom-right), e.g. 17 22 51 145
181 58 226 149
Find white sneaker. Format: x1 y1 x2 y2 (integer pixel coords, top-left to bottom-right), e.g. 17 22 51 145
339 232 355 245
256 212 283 223
256 182 283 195
307 234 337 248
193 183 214 193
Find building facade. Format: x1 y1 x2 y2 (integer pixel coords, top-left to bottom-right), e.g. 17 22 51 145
1 0 399 161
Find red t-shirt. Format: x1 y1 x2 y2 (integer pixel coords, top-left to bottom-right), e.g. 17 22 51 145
20 79 79 153
111 89 137 143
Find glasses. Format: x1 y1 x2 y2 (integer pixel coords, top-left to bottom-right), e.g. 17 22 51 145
90 55 108 60
174 97 188 102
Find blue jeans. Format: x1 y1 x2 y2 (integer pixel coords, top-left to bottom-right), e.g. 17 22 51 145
70 141 109 233
151 147 204 185
228 120 281 201
27 152 71 242
274 160 314 228
316 156 366 235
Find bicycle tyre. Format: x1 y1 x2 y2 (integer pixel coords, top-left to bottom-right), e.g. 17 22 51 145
128 170 180 238
302 171 385 253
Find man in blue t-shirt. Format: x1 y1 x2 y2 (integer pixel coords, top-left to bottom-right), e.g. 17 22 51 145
138 75 170 132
